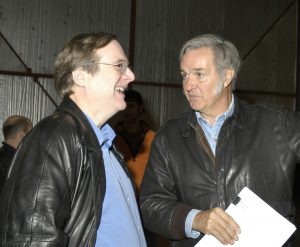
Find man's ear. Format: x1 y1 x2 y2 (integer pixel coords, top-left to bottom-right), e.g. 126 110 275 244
17 131 25 139
72 68 88 87
224 69 234 88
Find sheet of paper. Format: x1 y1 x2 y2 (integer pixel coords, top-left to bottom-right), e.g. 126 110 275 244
195 187 296 247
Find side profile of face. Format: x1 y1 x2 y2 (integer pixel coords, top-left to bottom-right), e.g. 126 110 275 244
180 46 231 119
71 40 135 125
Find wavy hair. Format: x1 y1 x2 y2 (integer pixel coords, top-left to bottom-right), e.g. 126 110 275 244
179 34 241 90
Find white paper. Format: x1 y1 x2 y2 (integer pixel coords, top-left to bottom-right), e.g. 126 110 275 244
195 187 296 247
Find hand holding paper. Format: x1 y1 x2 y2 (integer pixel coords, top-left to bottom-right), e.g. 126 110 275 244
195 187 296 247
192 207 241 245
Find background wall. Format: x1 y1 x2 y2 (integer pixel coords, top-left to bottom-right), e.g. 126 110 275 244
0 0 298 137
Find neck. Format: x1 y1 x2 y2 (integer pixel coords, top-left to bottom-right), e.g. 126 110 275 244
5 139 19 149
201 92 232 125
70 94 110 128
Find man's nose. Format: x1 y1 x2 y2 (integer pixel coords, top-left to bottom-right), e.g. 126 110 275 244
123 67 135 82
184 76 197 91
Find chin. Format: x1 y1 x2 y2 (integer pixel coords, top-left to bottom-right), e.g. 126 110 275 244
189 101 199 109
118 102 127 111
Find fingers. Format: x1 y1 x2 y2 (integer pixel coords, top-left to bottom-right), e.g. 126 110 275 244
212 216 239 245
192 207 241 245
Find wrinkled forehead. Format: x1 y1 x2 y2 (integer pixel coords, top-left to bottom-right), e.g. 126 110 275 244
180 47 215 69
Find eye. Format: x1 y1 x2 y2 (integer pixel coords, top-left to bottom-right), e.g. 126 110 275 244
194 72 204 80
116 63 124 69
180 72 188 79
115 63 128 73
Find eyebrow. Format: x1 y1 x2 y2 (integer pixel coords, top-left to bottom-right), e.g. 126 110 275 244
192 67 205 72
115 58 129 64
180 68 205 73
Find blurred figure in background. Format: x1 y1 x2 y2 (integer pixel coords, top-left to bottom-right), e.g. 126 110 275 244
114 89 155 193
0 115 32 194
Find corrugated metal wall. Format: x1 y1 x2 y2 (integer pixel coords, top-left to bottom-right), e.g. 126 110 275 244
0 0 132 140
0 0 298 140
133 0 298 127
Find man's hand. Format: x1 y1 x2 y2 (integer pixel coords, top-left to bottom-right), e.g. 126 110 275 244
192 207 241 245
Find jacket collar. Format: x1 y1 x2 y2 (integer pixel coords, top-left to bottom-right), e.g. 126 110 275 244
184 94 245 136
57 96 101 154
0 142 16 154
230 94 246 129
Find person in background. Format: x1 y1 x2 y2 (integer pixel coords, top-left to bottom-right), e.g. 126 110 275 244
0 115 32 193
140 33 300 247
114 88 157 247
0 32 146 247
114 89 155 193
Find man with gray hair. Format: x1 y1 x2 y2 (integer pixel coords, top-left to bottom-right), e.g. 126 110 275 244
0 115 32 193
140 34 300 247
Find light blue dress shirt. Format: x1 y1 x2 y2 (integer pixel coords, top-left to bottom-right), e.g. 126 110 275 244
84 114 147 247
185 96 235 238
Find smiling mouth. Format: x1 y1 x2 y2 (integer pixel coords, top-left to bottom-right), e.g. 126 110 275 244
114 86 126 93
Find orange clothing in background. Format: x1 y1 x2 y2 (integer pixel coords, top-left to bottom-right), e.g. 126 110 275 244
114 123 155 192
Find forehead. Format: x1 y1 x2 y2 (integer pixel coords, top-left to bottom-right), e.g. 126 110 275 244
95 40 128 62
180 46 215 69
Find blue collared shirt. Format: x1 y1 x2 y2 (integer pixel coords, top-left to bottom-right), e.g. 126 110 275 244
185 96 235 238
85 114 146 247
196 96 235 155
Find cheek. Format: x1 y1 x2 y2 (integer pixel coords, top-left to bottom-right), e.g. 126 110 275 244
204 82 217 94
213 81 224 95
182 79 191 89
100 73 119 86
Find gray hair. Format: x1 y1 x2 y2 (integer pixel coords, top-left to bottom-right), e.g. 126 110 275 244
179 34 241 90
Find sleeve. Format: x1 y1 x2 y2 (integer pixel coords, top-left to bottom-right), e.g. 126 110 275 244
185 209 201 238
0 125 74 246
139 132 194 240
285 110 300 161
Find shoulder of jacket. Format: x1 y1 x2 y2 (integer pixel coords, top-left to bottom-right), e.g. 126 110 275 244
37 111 78 132
162 112 188 126
155 111 190 137
239 100 286 115
28 111 86 149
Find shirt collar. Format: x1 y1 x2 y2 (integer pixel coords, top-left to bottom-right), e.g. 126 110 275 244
196 94 235 125
84 113 116 148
